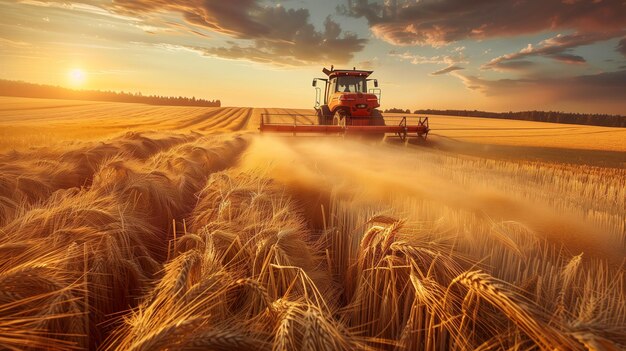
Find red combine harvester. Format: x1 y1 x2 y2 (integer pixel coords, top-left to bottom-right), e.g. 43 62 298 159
260 66 430 141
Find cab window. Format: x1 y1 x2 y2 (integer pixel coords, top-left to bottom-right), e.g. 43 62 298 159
336 76 367 93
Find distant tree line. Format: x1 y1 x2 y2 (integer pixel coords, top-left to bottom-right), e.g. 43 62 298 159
384 107 625 127
0 79 221 107
413 109 625 128
384 108 412 114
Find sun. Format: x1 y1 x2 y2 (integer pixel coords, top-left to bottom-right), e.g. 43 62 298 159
68 68 86 87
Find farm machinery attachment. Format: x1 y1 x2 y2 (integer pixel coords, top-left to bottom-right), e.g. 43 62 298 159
259 66 430 141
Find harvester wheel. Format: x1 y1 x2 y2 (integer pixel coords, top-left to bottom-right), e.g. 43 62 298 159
316 106 332 125
370 109 386 126
369 109 386 141
333 109 347 127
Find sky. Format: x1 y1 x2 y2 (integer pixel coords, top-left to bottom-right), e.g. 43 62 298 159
0 0 625 114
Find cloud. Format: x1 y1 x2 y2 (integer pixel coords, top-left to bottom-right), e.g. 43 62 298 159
390 46 467 76
19 0 140 21
618 38 626 57
389 46 467 66
342 0 626 46
0 37 31 48
550 53 586 64
355 58 380 70
486 60 536 72
431 65 464 76
106 1 366 65
454 70 626 110
482 32 623 71
191 44 309 66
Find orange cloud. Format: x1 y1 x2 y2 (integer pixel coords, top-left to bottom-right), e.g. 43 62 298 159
454 70 626 113
109 0 366 65
343 0 626 46
482 32 624 71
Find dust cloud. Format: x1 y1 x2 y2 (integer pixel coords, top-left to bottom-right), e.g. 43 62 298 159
239 135 624 265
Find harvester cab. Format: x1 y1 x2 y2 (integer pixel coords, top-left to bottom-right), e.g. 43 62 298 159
312 66 383 127
260 66 430 141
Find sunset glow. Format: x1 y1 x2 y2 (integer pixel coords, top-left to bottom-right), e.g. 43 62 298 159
0 0 624 113
0 2 625 350
68 68 86 87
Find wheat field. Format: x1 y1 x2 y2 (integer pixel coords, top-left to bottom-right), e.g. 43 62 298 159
1 97 624 350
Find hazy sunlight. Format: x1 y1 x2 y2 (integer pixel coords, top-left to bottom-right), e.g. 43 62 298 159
0 1 624 350
68 68 86 87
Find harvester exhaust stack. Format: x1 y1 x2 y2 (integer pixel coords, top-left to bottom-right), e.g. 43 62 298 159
259 66 430 140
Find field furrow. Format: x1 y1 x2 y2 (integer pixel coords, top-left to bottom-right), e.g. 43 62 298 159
230 107 254 131
205 107 253 131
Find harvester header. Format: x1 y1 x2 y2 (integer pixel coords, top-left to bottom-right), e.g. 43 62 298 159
259 66 429 141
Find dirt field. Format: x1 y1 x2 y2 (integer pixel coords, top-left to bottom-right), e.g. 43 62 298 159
1 97 624 350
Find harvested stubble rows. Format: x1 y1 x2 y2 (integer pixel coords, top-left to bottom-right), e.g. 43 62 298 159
0 101 624 350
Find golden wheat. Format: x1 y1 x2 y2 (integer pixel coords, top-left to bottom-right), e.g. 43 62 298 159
0 101 623 350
